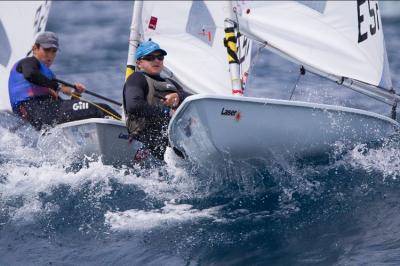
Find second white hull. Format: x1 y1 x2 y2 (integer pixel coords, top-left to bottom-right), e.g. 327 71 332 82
53 118 140 166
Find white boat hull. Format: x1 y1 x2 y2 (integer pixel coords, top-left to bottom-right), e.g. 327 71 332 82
54 118 140 166
169 95 400 165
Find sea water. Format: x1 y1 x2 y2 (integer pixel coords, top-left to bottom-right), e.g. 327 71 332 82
1 2 400 265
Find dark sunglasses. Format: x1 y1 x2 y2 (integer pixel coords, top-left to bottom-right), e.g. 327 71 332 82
140 54 164 61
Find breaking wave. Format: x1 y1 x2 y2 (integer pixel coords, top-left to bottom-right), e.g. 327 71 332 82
2 111 400 265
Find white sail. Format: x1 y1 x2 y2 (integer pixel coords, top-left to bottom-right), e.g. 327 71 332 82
138 1 252 95
237 0 392 90
0 1 51 111
167 0 399 167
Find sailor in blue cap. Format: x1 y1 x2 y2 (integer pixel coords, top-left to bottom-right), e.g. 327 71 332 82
135 40 167 61
123 40 189 161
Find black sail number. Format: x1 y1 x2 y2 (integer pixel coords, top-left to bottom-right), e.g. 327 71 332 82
357 0 380 43
33 1 49 34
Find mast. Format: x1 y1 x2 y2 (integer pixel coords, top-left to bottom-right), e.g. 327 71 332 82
125 0 143 82
223 1 242 96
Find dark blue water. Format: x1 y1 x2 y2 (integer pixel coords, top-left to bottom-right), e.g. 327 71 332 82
1 2 400 265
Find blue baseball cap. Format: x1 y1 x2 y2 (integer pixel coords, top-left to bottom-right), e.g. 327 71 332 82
135 41 167 60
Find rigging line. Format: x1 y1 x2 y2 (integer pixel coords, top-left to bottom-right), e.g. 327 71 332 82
289 66 305 100
249 38 398 106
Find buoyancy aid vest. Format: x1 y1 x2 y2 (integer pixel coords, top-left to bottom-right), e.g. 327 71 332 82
124 73 179 136
8 59 56 112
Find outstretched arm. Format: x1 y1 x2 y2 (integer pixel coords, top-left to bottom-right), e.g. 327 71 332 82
59 82 86 95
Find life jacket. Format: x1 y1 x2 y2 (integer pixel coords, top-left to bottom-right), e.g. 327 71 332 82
124 72 179 137
8 58 56 112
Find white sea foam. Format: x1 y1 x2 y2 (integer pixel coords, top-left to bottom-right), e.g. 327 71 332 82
0 127 39 162
104 200 219 231
0 159 122 220
0 122 205 226
347 143 400 179
110 147 202 203
0 124 127 223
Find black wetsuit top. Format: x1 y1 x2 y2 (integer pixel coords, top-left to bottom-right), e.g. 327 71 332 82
16 56 59 92
123 72 190 160
123 72 189 119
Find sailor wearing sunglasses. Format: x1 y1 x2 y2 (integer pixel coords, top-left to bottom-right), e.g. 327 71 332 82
123 41 189 161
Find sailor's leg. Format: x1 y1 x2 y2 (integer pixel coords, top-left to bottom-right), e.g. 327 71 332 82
135 128 169 161
18 98 59 130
